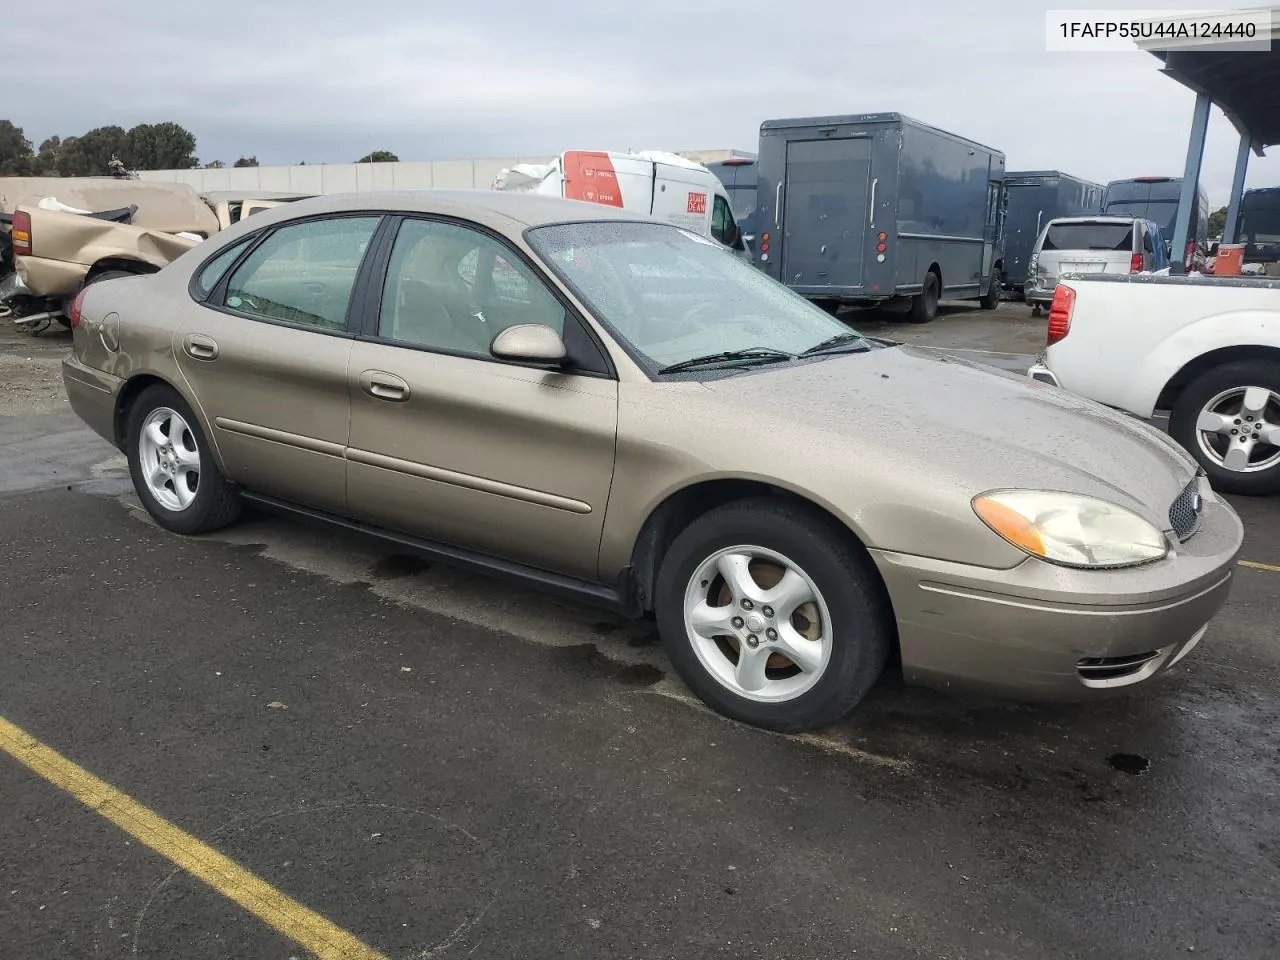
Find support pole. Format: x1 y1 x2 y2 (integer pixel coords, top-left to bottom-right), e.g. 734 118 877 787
1222 131 1251 245
1170 91 1212 275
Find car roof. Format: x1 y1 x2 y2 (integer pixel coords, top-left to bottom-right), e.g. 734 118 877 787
1045 215 1144 227
243 189 654 230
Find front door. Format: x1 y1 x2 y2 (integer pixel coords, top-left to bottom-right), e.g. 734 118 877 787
981 179 1003 283
176 214 383 513
780 137 872 288
345 216 619 580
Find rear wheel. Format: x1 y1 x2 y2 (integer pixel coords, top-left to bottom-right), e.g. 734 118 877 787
1030 303 1043 317
908 270 940 323
978 267 1000 310
654 498 892 732
1169 360 1280 496
126 384 242 534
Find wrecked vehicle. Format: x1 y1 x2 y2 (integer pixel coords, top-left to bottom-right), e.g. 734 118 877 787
0 177 218 331
0 178 308 332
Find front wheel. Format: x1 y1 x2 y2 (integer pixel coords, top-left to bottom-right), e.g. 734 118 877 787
1169 360 1280 496
654 499 892 732
126 383 243 534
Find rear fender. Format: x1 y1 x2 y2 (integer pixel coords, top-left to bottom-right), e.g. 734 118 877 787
1137 311 1280 415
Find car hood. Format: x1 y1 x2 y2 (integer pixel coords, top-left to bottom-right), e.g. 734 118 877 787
701 344 1198 524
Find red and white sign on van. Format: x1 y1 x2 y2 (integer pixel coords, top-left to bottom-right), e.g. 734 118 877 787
562 151 623 207
687 192 707 214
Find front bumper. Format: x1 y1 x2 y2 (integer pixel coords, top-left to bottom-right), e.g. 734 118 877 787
869 485 1243 701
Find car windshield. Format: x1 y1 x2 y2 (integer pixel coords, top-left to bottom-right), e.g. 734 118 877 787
1042 222 1133 251
525 220 867 372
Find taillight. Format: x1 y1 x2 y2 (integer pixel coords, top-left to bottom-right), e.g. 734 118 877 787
68 288 88 329
1047 285 1074 345
11 211 31 256
1130 252 1144 273
760 232 770 254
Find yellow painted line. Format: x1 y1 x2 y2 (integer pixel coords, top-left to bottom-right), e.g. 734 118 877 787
0 716 387 960
1240 559 1280 573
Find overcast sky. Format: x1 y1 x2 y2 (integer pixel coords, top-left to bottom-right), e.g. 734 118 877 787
9 0 1278 206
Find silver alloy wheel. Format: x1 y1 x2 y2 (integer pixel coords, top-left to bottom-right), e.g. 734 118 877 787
1195 386 1280 473
138 407 201 511
682 545 833 703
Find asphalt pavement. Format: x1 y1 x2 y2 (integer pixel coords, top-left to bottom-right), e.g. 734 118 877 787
1 310 1278 959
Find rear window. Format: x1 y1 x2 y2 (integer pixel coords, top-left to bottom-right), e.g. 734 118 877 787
1042 222 1134 252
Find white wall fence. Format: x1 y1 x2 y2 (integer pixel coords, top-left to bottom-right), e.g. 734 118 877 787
137 149 750 196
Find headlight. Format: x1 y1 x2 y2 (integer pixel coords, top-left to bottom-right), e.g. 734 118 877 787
972 490 1169 569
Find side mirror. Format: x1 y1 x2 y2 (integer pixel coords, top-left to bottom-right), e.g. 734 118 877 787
490 323 567 365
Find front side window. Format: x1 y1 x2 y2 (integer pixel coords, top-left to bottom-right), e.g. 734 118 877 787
526 221 867 374
221 216 380 331
710 195 736 246
379 218 564 357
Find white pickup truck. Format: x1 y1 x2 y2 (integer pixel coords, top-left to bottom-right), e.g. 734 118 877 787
1028 273 1280 496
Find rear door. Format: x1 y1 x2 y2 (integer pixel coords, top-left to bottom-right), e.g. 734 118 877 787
779 137 872 287
176 213 383 513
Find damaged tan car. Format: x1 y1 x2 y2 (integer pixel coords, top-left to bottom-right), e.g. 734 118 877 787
0 177 306 332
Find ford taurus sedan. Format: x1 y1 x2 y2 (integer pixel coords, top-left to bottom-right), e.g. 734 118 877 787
61 191 1244 732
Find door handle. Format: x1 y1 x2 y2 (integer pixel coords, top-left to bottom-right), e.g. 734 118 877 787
359 369 410 402
869 178 877 227
183 334 218 361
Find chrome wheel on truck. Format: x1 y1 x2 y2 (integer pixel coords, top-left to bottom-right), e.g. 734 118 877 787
1170 360 1280 496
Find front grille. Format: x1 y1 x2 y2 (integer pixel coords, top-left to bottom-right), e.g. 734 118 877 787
1168 478 1204 543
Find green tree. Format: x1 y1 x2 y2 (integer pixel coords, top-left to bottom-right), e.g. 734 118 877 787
55 125 128 176
1209 206 1228 237
125 122 198 170
204 160 225 169
33 136 63 175
357 150 399 163
233 155 259 167
0 120 35 175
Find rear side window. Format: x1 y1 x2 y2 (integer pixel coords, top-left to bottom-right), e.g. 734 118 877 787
195 238 252 298
1042 222 1134 252
220 216 381 332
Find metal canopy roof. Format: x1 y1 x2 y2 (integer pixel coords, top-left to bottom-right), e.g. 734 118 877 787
1140 9 1280 154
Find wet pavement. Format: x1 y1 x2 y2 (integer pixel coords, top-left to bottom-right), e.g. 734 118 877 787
1 310 1278 959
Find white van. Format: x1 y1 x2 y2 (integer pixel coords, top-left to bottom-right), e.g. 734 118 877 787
492 150 748 257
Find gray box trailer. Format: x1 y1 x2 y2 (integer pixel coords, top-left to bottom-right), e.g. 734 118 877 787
756 113 1006 323
1001 171 1104 297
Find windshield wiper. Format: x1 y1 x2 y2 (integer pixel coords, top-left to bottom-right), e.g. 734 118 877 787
799 332 872 358
658 348 794 375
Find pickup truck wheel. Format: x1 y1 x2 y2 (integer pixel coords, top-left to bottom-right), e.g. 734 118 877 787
978 267 1000 309
1170 360 1280 496
654 498 891 732
908 271 940 323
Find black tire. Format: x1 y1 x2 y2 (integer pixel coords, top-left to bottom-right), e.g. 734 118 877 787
1169 359 1280 496
978 267 1000 310
125 383 242 534
1030 303 1042 317
654 498 892 732
908 271 940 324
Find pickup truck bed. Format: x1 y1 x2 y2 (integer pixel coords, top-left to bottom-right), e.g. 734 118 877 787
1029 272 1280 496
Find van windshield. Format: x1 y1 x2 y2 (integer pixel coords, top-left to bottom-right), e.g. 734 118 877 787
1043 222 1134 251
526 220 869 374
1105 200 1177 237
